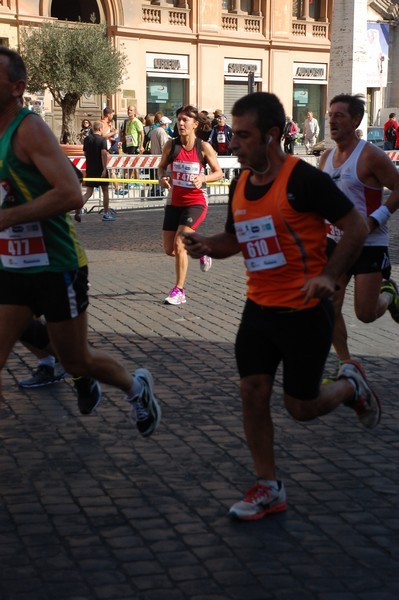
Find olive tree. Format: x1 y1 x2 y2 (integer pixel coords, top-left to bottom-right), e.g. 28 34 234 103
20 21 127 144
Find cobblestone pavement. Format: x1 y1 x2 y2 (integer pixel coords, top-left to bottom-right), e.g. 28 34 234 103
1 204 399 600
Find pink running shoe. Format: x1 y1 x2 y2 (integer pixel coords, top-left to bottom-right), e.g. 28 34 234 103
164 286 186 305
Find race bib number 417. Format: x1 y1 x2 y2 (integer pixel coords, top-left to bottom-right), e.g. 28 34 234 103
234 215 287 272
0 222 49 268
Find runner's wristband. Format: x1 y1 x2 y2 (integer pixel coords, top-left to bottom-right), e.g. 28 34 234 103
370 205 391 227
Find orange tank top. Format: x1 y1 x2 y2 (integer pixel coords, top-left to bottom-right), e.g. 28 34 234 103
232 156 327 309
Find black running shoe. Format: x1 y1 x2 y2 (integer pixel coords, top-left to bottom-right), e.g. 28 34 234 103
73 377 102 415
130 369 161 437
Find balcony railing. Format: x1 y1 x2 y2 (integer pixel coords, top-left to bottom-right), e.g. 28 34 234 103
142 5 189 27
222 13 262 34
292 19 329 40
0 0 12 10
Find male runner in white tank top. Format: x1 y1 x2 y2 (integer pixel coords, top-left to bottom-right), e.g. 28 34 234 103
320 93 399 375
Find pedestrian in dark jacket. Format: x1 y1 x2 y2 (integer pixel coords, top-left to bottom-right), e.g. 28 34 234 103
209 114 233 155
283 115 299 154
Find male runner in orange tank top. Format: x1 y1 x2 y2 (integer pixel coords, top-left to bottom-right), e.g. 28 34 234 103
183 92 379 521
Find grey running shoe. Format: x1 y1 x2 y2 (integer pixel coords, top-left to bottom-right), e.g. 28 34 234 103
73 377 102 415
380 278 399 323
229 481 287 521
338 360 381 428
18 364 65 388
102 212 116 221
130 368 161 437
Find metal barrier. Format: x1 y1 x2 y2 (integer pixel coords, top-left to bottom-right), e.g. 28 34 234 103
69 154 239 211
385 150 399 168
70 150 398 213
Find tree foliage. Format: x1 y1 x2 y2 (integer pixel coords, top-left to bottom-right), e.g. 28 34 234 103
20 21 127 143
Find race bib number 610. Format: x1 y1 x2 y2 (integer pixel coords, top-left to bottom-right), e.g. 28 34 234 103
234 215 287 272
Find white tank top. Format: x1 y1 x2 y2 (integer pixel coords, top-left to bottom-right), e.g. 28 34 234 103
323 140 387 246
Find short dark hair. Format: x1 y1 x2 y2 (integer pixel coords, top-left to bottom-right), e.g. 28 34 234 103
103 107 114 117
389 112 396 119
0 46 26 82
330 93 365 125
231 92 286 139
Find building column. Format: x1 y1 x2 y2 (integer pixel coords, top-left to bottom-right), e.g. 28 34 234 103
230 0 241 13
325 0 368 140
251 0 262 16
302 0 310 19
319 0 329 22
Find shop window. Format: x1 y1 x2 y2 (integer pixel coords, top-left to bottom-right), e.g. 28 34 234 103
146 76 186 121
0 38 9 47
293 83 325 140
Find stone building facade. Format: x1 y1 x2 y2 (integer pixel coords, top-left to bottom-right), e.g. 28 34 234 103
0 0 398 137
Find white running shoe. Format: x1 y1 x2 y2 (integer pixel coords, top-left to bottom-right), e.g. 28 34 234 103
199 255 212 272
338 360 381 428
229 481 287 520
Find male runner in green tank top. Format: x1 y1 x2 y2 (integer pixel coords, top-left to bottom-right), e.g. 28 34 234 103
0 47 161 438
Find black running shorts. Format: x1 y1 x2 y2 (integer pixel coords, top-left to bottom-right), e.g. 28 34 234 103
162 204 207 231
235 298 335 400
0 266 89 322
327 240 391 279
19 318 50 349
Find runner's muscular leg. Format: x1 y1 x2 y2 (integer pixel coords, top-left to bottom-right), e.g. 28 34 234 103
284 377 354 421
0 305 34 370
46 311 133 392
240 373 276 481
174 226 193 289
330 273 351 360
354 272 387 323
101 185 110 214
163 230 176 256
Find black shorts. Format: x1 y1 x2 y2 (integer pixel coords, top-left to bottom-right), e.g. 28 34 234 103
327 239 391 279
125 146 139 155
86 180 108 188
20 318 50 349
0 266 89 322
85 170 108 189
235 298 335 400
163 204 207 231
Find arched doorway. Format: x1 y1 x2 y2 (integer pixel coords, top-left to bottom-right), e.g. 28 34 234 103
50 0 101 23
